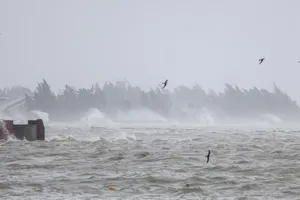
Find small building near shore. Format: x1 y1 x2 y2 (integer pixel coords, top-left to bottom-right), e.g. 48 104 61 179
0 119 45 141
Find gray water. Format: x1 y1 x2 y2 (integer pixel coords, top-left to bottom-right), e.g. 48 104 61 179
1 125 300 199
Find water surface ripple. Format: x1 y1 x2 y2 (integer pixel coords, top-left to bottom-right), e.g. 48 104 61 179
1 127 300 199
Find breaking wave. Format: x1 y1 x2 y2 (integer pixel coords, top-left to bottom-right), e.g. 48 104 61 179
28 110 50 124
114 108 168 123
80 108 114 127
260 113 283 124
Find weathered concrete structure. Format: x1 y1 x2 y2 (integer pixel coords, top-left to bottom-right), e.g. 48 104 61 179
0 119 45 141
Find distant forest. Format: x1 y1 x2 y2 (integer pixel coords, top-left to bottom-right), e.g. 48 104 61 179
1 79 300 121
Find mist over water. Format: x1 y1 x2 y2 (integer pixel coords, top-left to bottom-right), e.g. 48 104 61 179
2 0 300 198
1 80 300 200
1 80 299 128
2 85 300 199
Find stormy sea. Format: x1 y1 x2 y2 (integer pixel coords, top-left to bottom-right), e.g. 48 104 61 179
1 109 300 200
1 82 300 199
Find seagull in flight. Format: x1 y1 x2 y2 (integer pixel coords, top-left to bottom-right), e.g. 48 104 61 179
258 58 265 65
206 150 210 163
162 79 168 89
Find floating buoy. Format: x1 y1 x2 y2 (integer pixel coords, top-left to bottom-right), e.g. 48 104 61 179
108 187 116 191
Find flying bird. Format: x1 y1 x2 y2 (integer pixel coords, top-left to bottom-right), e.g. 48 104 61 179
162 79 168 89
205 150 210 163
258 58 265 65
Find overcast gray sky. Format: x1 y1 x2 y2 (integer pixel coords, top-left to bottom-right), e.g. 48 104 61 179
1 0 300 99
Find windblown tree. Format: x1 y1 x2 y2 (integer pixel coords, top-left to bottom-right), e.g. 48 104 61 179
31 79 56 114
92 83 106 110
56 85 78 113
0 86 32 99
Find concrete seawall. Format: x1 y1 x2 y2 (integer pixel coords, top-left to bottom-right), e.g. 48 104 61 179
0 119 45 141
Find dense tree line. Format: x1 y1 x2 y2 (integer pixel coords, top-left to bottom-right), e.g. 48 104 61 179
21 79 300 121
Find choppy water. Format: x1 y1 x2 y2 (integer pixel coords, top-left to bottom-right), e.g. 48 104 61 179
1 125 300 199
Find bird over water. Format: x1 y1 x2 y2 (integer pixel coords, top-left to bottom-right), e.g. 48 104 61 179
206 150 210 163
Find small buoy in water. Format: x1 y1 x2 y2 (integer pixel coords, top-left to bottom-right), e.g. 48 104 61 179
108 187 116 191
